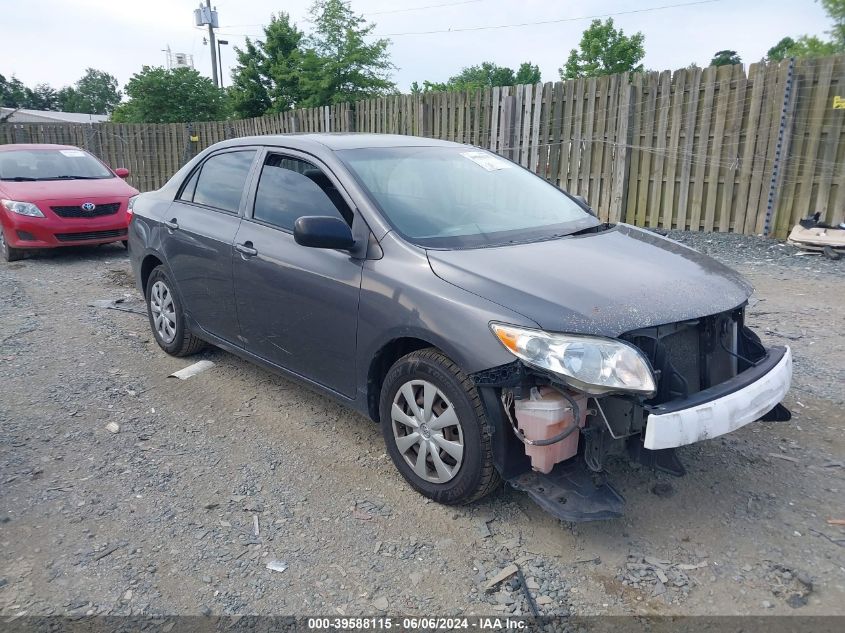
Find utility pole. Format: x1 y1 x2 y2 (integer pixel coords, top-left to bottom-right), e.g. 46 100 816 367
206 0 219 88
195 3 220 86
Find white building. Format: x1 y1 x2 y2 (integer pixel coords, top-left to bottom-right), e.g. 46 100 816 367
0 108 109 123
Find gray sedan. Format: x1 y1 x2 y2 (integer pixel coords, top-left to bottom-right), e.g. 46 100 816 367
128 134 791 521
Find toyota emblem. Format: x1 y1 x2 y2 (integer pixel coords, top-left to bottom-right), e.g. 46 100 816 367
81 202 96 212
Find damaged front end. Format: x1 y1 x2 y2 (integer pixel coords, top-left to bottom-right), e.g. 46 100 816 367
472 308 792 522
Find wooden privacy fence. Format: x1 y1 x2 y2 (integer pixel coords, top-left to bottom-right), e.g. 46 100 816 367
2 56 843 238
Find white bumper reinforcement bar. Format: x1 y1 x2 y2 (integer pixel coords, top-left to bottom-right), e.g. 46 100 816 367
644 346 792 450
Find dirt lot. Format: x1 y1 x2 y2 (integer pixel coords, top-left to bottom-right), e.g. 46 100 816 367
0 233 843 618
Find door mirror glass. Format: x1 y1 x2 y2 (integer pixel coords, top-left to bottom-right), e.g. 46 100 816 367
294 216 355 250
114 167 130 178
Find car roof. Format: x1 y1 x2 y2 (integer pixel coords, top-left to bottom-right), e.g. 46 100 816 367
0 143 83 152
217 133 468 151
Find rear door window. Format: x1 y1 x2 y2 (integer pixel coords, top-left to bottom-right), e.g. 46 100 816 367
252 154 352 231
184 150 256 213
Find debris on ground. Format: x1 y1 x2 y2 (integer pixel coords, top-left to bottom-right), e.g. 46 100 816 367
787 218 845 260
265 560 287 573
105 422 120 434
88 298 146 315
169 360 215 380
485 564 518 591
767 453 800 463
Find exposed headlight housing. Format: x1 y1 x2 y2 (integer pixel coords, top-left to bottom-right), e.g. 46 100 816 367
1 199 45 218
490 323 656 396
127 194 139 215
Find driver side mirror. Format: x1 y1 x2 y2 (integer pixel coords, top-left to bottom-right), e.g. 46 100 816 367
114 168 130 179
294 216 355 250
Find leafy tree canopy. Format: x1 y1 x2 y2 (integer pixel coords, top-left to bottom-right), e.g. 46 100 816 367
822 0 845 45
560 18 645 79
57 68 121 114
1 74 39 109
710 50 742 66
297 0 395 107
111 66 230 123
412 61 541 93
766 1 845 61
229 1 395 113
228 13 305 118
1 69 120 114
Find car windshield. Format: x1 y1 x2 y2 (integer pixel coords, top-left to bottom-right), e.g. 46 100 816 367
338 146 598 248
0 148 113 181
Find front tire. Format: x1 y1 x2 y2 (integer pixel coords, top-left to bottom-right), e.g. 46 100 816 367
379 348 500 505
1 227 24 262
145 265 204 357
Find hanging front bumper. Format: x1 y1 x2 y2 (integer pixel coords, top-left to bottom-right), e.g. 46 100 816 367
643 346 792 450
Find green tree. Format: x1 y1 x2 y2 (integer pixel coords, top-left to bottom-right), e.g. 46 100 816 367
710 50 742 66
767 37 797 61
57 68 121 114
111 66 229 123
228 13 305 118
28 84 59 110
515 62 542 84
0 74 34 108
822 0 845 45
560 18 645 79
769 34 840 60
297 0 395 107
766 1 845 61
449 62 517 89
413 61 541 93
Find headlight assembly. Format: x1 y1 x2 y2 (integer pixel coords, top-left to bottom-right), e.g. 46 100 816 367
1 199 45 218
490 322 656 396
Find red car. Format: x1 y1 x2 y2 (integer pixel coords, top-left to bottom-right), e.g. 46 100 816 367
0 144 139 261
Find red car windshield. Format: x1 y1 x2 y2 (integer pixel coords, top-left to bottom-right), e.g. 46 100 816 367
0 149 113 181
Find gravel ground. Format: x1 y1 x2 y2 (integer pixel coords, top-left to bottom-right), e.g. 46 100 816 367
0 231 843 619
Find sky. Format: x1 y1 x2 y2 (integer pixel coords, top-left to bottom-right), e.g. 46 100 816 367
0 0 833 96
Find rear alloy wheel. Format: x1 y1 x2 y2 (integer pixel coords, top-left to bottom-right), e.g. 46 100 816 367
145 265 205 357
0 228 24 262
379 348 500 505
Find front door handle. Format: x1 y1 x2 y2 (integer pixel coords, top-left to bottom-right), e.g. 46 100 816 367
163 218 178 230
235 242 258 257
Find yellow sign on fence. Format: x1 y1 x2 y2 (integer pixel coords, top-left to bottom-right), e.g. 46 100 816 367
834 96 845 109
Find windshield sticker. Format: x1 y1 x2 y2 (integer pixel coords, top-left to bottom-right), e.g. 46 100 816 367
460 151 512 171
59 149 86 157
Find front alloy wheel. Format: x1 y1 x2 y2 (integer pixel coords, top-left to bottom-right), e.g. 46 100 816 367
391 380 465 483
380 348 500 505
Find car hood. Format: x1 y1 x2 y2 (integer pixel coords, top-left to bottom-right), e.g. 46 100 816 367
0 178 139 201
426 224 753 337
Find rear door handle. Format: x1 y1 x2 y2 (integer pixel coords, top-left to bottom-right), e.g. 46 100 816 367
235 242 258 257
163 218 178 230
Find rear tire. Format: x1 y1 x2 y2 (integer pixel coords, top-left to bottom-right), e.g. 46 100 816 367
0 228 24 262
379 348 500 505
145 265 205 357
